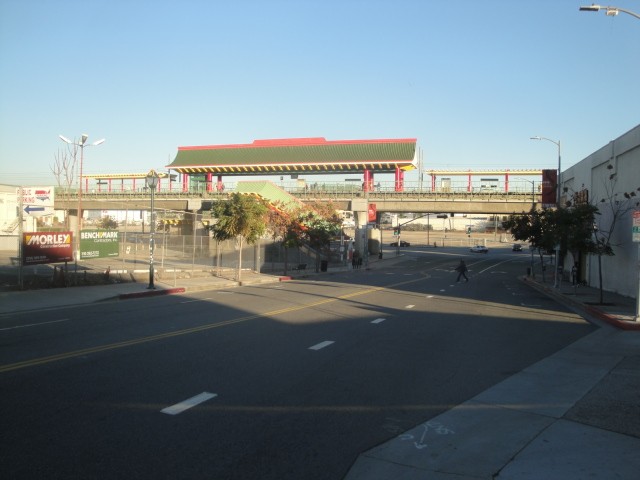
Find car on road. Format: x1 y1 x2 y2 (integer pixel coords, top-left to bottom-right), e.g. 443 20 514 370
390 240 411 247
470 245 489 253
512 243 523 251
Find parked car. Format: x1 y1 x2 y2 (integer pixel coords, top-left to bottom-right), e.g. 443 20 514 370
390 240 411 247
512 243 523 251
470 245 489 253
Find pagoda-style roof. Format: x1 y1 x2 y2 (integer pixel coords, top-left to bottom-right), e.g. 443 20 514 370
167 137 417 175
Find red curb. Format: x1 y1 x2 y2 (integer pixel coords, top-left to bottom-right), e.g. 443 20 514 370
119 287 186 300
279 276 292 281
522 277 640 331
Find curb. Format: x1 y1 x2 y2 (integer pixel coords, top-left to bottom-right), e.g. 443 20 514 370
118 287 186 300
522 277 640 331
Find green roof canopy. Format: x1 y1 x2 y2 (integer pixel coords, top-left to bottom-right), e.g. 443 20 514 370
167 137 417 175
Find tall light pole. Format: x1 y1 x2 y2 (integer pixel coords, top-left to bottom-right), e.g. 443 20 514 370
531 136 562 288
579 4 640 20
145 169 159 289
59 134 105 262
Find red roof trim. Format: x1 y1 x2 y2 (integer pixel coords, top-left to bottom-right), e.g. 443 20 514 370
178 137 417 151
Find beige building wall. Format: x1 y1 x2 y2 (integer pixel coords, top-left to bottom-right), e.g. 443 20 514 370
562 124 640 298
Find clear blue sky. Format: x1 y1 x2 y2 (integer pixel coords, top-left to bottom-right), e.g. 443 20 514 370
1 0 638 187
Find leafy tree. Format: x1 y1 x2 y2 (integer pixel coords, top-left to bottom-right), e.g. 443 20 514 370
503 207 558 282
209 193 268 281
263 202 306 274
97 216 118 230
297 201 342 272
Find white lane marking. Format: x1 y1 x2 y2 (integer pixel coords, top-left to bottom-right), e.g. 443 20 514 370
406 305 415 309
426 295 434 299
309 341 335 351
161 392 217 415
0 318 70 331
371 318 386 324
440 289 446 292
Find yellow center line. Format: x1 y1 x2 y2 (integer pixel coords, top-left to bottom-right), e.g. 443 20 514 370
1 277 421 373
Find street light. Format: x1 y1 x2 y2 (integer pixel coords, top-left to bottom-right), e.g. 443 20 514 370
579 4 640 20
531 136 562 288
59 134 105 261
145 169 159 289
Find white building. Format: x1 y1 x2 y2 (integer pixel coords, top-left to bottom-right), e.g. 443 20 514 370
562 124 640 299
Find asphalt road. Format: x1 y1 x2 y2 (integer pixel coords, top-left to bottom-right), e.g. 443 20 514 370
0 246 595 479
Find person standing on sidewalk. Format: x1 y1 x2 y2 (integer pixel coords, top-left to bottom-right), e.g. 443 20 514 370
455 260 469 282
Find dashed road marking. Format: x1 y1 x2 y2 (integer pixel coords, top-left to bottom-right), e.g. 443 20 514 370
161 392 217 415
309 341 335 351
371 318 386 324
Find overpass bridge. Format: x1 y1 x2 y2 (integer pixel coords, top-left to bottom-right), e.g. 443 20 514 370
54 181 541 216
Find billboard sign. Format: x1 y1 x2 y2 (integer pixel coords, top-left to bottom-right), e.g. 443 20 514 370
80 230 120 259
17 186 55 217
368 203 377 223
22 231 73 265
541 169 557 207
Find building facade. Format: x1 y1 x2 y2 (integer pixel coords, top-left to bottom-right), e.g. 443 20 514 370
562 124 640 298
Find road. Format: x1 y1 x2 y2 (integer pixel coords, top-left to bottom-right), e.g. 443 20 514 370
0 245 595 479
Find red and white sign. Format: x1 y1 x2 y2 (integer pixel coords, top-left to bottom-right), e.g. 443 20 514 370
22 231 73 265
17 186 55 217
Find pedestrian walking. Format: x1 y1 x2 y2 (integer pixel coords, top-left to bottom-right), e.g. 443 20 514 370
455 260 468 282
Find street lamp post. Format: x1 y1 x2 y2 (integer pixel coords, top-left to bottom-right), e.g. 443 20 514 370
579 4 640 20
145 170 159 289
59 134 105 262
531 136 562 288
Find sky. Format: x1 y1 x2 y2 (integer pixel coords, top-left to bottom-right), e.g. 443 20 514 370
1 0 639 188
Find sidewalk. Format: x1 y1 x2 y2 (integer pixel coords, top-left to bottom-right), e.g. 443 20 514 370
345 276 640 480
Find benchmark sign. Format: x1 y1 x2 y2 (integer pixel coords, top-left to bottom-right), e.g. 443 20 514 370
80 230 120 259
633 210 640 243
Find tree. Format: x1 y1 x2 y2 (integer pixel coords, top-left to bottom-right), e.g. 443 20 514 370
503 207 558 282
588 171 640 304
263 201 305 274
209 193 268 281
97 216 118 230
51 146 78 229
297 201 342 272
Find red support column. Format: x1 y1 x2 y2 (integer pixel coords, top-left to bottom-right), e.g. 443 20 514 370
363 170 373 192
394 167 404 192
206 173 213 192
158 178 162 191
217 175 224 191
108 179 112 193
431 174 436 192
468 171 472 193
505 170 509 192
133 179 137 191
182 173 189 192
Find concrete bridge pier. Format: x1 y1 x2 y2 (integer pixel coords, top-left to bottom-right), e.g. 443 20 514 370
351 199 369 262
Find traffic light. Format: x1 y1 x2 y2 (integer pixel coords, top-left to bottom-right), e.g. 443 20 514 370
393 227 400 236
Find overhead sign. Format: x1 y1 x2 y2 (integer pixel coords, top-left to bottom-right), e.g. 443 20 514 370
80 230 120 259
18 186 55 217
633 210 640 243
22 231 73 265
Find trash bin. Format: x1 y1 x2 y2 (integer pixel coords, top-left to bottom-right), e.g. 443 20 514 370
320 260 328 272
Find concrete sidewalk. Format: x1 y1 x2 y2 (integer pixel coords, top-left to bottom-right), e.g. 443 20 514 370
345 277 640 480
